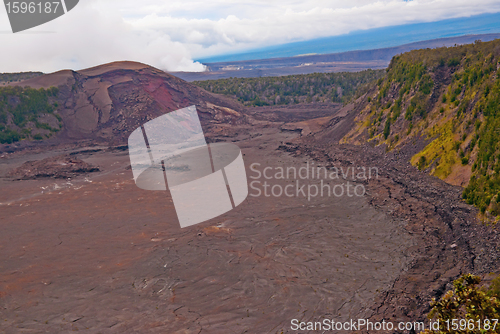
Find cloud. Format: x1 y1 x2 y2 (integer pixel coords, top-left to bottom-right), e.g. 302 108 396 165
0 0 206 73
1 0 500 73
127 0 500 59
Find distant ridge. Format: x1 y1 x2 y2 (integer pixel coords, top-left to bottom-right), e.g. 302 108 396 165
205 34 500 70
198 12 500 63
172 34 500 81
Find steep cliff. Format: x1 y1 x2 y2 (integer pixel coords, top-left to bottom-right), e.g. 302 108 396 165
342 39 500 218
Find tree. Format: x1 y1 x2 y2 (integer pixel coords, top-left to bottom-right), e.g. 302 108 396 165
421 274 500 334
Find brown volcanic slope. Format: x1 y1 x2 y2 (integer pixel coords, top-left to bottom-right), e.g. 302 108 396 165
10 61 245 147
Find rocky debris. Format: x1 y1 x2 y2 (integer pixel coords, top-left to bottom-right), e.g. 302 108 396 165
7 155 99 180
277 143 300 153
296 139 500 333
0 127 414 333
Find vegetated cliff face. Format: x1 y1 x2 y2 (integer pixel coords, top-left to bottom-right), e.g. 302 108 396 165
1 61 245 147
342 39 500 218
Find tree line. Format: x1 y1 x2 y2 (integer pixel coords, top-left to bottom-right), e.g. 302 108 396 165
194 70 385 106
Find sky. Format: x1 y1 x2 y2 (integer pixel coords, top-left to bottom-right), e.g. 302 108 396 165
1 0 500 73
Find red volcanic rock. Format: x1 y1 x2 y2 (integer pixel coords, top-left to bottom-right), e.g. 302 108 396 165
10 61 247 146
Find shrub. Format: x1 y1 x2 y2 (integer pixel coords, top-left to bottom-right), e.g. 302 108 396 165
383 119 391 139
421 274 500 334
0 129 20 144
418 156 427 170
448 58 461 67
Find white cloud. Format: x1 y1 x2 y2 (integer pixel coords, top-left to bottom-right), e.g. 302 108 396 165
127 0 500 59
1 0 500 73
0 0 206 73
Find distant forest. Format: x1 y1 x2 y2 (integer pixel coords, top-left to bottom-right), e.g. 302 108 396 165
0 72 44 83
194 70 385 106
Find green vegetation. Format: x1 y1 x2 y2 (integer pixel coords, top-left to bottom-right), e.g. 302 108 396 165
462 77 500 215
422 274 500 334
0 72 43 83
0 86 60 144
193 70 385 106
350 39 500 219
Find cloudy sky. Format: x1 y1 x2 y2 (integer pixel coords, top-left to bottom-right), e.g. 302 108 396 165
1 0 500 72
